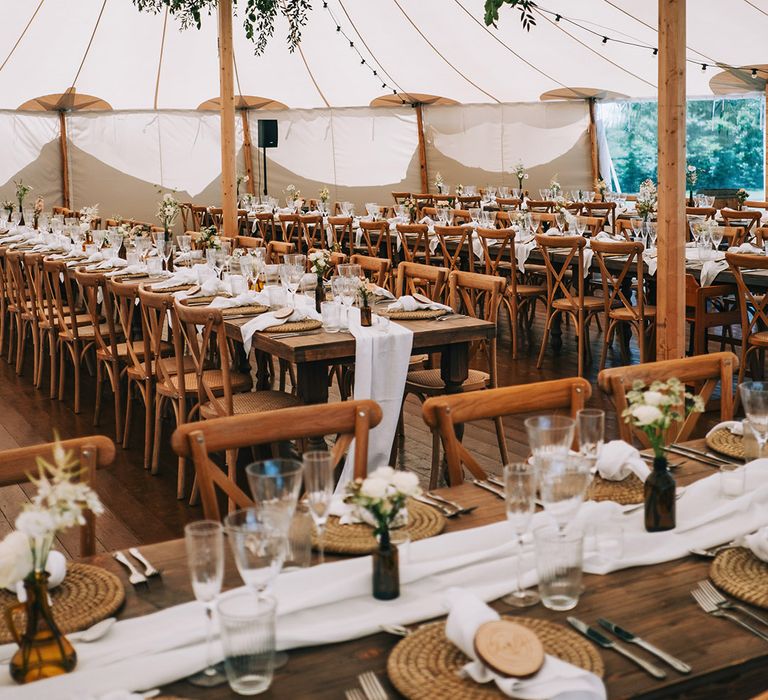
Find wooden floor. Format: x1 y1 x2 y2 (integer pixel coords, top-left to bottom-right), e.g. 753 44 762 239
0 312 723 553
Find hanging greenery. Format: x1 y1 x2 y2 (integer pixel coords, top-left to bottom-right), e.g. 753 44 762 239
131 0 311 54
484 0 537 30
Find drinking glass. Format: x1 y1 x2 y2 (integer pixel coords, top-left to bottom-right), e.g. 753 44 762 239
178 234 192 255
709 223 723 251
162 243 175 272
245 458 304 536
577 408 604 473
740 381 768 455
218 592 276 696
555 211 567 233
574 217 587 236
524 415 575 467
338 263 362 280
91 230 106 248
280 254 306 308
502 463 539 607
302 451 334 564
285 504 313 568
720 463 746 498
185 521 226 687
538 455 591 532
321 300 341 332
469 208 481 226
535 524 584 611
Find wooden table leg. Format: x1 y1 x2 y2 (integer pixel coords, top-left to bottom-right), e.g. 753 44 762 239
440 342 469 441
296 360 331 451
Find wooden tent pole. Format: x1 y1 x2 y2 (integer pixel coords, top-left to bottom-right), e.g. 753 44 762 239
656 0 686 360
217 0 237 236
415 102 429 192
240 109 256 196
588 97 600 185
58 111 70 209
764 83 768 200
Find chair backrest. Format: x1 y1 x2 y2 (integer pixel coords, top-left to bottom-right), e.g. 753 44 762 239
137 285 179 392
590 239 646 321
535 234 588 309
349 254 391 288
235 235 265 250
743 200 768 211
413 193 433 214
171 401 383 520
685 206 717 220
22 252 47 326
391 192 410 205
0 436 115 556
597 352 738 447
207 207 224 232
300 214 325 250
278 214 301 246
396 223 432 264
266 240 296 264
189 205 210 229
252 212 276 241
473 227 516 280
422 378 591 484
615 219 634 241
526 199 554 213
721 208 760 232
457 195 481 209
5 250 28 315
495 197 521 211
718 225 747 246
327 216 353 252
583 201 617 233
106 277 146 376
42 259 81 339
73 268 119 360
434 224 474 272
451 209 472 225
754 226 768 246
726 252 768 352
579 216 605 237
359 220 392 261
395 261 448 301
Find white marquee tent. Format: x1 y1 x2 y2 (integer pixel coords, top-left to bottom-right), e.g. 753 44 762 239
1 0 767 223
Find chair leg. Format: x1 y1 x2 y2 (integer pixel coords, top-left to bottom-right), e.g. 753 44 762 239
14 317 24 375
429 429 441 488
493 415 509 466
57 342 66 401
112 364 123 444
48 334 57 400
123 378 134 450
177 397 187 499
94 361 103 426
151 394 164 474
536 312 554 369
72 346 82 414
143 383 154 470
599 320 615 371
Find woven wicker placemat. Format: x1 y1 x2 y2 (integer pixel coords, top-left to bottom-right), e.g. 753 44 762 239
185 295 219 305
313 500 445 555
383 308 447 320
220 304 268 316
263 319 323 333
0 563 125 644
387 616 604 700
706 429 745 460
710 548 768 609
587 473 644 505
150 283 193 293
113 272 151 280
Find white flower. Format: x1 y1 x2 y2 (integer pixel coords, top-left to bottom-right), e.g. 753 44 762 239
642 390 665 406
631 404 664 426
16 509 55 538
371 466 394 480
524 173 529 179
0 531 32 588
392 470 420 495
687 165 696 172
360 477 389 499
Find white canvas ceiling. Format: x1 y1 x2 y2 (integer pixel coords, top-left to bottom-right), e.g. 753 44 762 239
1 0 767 110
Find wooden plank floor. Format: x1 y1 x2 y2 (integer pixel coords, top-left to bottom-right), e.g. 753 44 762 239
0 310 724 551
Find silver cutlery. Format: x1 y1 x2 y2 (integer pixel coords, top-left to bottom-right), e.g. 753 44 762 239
485 474 505 489
691 588 768 641
426 491 476 515
664 445 724 469
670 443 742 467
129 547 160 577
345 689 366 700
113 551 148 586
698 580 768 628
358 670 389 700
623 488 686 514
597 618 691 673
567 617 667 679
269 330 322 339
689 541 738 558
468 478 505 499
379 623 411 637
413 494 460 517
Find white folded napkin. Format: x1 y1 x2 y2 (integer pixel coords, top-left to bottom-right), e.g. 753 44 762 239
239 300 321 353
594 440 651 482
104 264 150 278
741 526 768 562
706 420 744 437
730 242 764 254
87 257 127 272
387 295 452 313
700 259 728 286
645 250 658 276
372 285 394 299
514 238 537 272
199 276 229 297
444 589 606 700
209 291 270 310
419 216 435 226
150 269 199 290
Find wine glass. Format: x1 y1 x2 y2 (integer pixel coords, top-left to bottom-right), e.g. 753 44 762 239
740 382 768 456
524 415 575 468
162 243 175 272
245 458 304 536
574 216 587 237
212 249 228 280
502 463 539 607
555 211 567 233
538 455 592 533
178 234 192 257
91 230 106 249
577 408 604 474
280 254 306 308
709 223 723 251
185 520 226 687
302 451 334 564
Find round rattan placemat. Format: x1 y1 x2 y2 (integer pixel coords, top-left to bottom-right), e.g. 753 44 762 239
710 547 768 609
263 319 323 333
150 283 193 293
221 304 268 317
387 616 604 700
313 500 445 555
706 429 745 460
587 473 644 505
382 309 447 320
0 563 125 644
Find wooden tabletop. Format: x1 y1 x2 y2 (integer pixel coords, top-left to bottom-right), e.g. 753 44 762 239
78 439 768 699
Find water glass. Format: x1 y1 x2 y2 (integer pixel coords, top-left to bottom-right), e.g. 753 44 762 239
577 408 604 472
535 524 584 611
720 463 746 498
743 420 766 459
285 504 313 569
147 257 163 274
502 462 539 607
302 451 334 563
740 382 768 454
218 592 276 696
245 458 304 535
389 530 412 565
538 455 591 531
321 301 341 333
524 415 575 466
224 509 286 595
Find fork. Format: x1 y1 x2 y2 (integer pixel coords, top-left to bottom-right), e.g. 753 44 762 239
691 588 768 641
698 580 768 628
345 689 366 700
358 671 389 700
129 547 161 577
113 551 148 586
426 491 476 515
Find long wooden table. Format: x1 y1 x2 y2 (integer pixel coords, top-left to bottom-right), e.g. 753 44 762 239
79 440 768 699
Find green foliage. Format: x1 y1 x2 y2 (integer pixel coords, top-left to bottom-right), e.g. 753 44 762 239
131 0 311 54
604 97 765 195
484 0 537 30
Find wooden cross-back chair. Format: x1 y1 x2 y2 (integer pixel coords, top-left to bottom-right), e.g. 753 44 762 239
357 220 393 263
207 208 224 232
396 224 433 265
743 200 768 211
526 199 555 213
754 227 768 246
591 239 656 368
23 252 56 394
535 234 603 377
171 400 383 521
579 216 605 237
0 436 115 556
685 207 717 220
395 261 448 302
252 212 277 241
235 235 265 251
582 201 617 234
433 194 455 208
265 240 296 265
474 227 544 358
457 195 481 210
422 377 591 487
189 206 209 230
720 209 761 234
726 252 768 383
0 248 10 359
412 194 433 215
278 214 301 247
495 197 522 211
5 250 37 377
434 225 475 273
349 254 391 289
718 226 748 247
391 192 410 205
327 216 353 254
598 352 738 448
179 203 193 230
300 214 325 252
451 209 472 225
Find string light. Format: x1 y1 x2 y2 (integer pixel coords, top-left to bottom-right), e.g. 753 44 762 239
602 36 608 44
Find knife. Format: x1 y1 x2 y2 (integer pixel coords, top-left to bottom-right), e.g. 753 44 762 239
597 618 691 674
664 445 724 469
567 617 667 679
670 443 743 467
468 478 505 499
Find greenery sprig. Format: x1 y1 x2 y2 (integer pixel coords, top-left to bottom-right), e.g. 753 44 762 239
484 0 537 30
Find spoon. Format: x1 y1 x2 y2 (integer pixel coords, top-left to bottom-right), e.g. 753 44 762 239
380 624 411 637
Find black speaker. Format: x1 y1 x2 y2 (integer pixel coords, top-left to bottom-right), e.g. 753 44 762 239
258 119 278 148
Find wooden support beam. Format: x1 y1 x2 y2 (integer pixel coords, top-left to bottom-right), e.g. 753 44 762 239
217 0 237 237
656 0 686 360
240 109 256 196
415 103 429 192
588 97 600 186
58 111 70 209
764 84 768 200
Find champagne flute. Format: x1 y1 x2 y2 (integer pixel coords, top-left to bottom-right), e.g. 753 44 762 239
538 455 591 534
577 408 604 474
302 451 334 564
502 463 540 607
185 520 226 687
740 382 768 456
